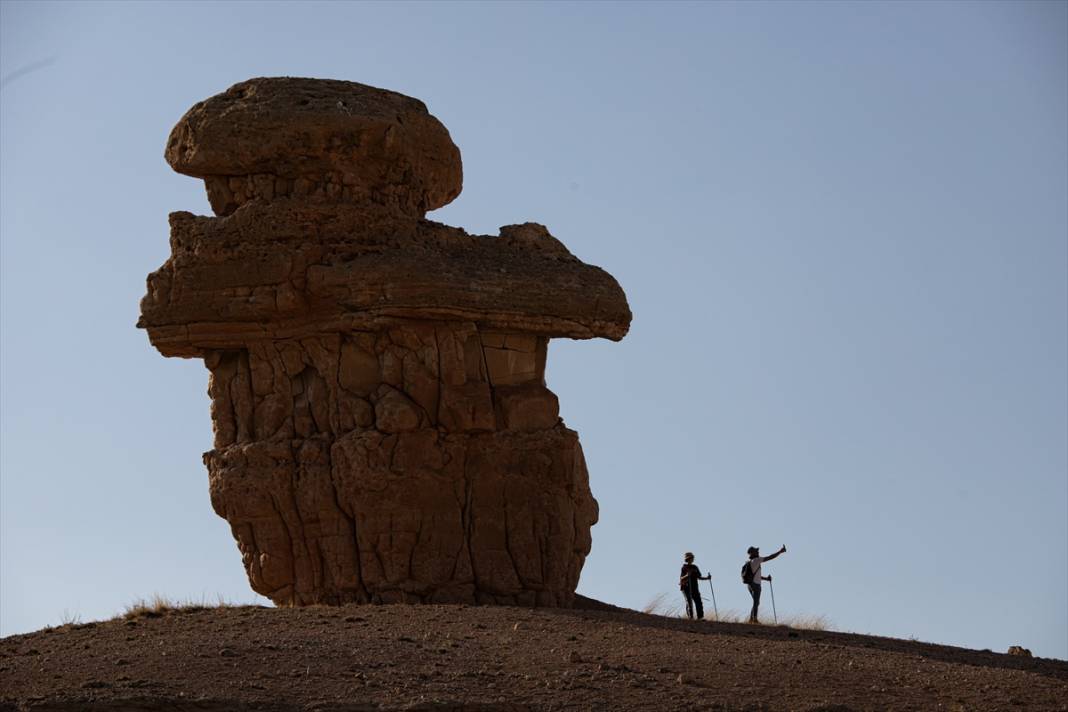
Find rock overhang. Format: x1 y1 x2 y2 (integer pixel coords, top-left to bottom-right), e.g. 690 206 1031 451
138 204 631 358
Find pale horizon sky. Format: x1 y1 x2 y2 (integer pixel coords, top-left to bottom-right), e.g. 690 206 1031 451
2 1 1066 659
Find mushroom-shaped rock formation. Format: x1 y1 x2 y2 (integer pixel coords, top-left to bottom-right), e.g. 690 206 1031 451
138 77 631 607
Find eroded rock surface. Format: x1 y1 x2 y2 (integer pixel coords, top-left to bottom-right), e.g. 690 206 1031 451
139 77 630 607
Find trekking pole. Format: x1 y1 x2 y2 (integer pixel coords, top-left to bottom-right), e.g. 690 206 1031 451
769 578 777 624
707 578 718 620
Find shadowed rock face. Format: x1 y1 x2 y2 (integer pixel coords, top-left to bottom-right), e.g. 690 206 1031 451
138 77 630 607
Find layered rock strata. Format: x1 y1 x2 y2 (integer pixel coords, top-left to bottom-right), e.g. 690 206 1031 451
139 77 631 607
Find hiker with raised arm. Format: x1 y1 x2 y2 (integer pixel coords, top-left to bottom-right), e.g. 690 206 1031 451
679 552 711 620
742 545 786 623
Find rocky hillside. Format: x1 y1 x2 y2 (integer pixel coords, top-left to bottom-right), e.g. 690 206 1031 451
2 597 1064 711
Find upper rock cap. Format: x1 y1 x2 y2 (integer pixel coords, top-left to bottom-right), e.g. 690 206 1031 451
165 77 462 217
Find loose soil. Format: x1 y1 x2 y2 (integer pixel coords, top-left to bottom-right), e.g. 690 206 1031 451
2 597 1065 711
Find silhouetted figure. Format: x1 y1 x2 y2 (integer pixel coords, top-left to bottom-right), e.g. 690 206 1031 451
744 544 786 623
679 552 711 620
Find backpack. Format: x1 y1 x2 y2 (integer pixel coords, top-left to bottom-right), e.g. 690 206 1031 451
740 560 754 584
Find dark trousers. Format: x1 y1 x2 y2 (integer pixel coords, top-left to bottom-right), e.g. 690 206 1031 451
683 580 704 619
748 583 762 622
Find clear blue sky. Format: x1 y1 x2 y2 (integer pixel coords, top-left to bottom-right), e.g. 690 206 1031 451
2 1 1065 659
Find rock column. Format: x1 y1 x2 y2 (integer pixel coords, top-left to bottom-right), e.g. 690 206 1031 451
139 77 631 607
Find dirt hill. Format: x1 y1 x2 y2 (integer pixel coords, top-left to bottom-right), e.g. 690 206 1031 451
2 597 1065 711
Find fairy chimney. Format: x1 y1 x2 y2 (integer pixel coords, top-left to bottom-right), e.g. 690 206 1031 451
138 77 631 607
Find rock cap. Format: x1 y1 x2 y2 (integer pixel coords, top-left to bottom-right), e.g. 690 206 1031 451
165 77 462 217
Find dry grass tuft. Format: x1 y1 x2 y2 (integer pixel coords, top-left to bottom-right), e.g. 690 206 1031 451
120 593 234 620
784 614 830 631
59 609 82 626
642 591 829 631
641 591 682 617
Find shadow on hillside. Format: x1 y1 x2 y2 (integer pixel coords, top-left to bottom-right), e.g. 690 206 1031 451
570 595 1068 681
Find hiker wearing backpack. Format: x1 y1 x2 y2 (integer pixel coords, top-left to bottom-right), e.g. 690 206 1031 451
742 545 786 623
679 552 711 620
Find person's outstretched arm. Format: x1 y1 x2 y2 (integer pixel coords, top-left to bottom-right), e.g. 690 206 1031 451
762 545 787 562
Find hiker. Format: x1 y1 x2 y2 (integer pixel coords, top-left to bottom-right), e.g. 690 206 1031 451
743 544 786 623
679 552 711 620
